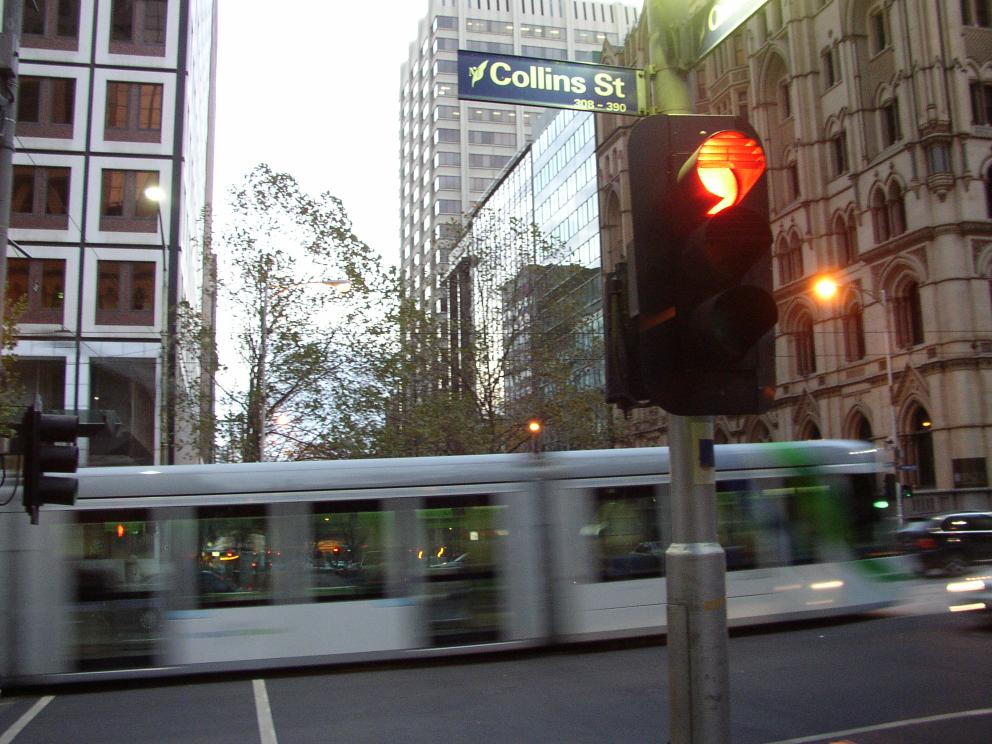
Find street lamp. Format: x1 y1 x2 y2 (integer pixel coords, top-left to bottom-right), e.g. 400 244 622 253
812 275 904 524
256 278 351 461
144 184 173 464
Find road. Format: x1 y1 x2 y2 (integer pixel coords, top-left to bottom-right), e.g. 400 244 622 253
1 579 990 744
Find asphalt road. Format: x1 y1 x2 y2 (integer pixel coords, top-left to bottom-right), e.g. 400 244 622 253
1 580 990 744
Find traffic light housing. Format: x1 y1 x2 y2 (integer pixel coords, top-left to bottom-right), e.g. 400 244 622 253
607 114 776 415
20 405 79 524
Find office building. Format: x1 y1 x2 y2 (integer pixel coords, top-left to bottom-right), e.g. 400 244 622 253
3 0 217 466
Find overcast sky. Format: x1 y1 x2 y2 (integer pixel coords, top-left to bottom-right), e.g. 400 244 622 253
213 0 428 269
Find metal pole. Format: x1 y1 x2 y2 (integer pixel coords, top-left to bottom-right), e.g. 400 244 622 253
257 286 267 462
0 0 22 356
880 289 903 525
666 414 729 744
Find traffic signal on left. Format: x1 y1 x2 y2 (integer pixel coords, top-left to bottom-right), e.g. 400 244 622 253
20 404 79 524
606 114 776 415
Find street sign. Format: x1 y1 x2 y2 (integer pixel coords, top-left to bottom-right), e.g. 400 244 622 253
693 0 770 63
458 50 646 116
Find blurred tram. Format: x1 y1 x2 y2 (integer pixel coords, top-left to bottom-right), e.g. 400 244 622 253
0 440 898 685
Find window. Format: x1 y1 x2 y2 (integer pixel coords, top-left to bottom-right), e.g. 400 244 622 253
779 79 792 118
435 199 461 215
96 260 155 325
870 7 889 54
468 153 511 169
88 357 155 466
591 486 665 581
435 175 460 191
822 47 839 88
962 0 991 27
11 165 70 229
197 507 273 607
468 130 516 147
433 15 456 31
927 143 950 174
434 59 459 75
905 406 935 487
434 151 461 167
434 128 460 144
99 169 159 232
786 161 800 202
311 502 390 601
105 81 163 142
894 280 924 348
777 234 804 285
871 187 890 243
831 132 849 177
110 0 167 56
843 301 866 361
16 76 75 138
5 258 65 323
9 357 66 411
795 314 816 377
880 98 901 147
887 182 907 236
970 82 992 124
21 0 79 49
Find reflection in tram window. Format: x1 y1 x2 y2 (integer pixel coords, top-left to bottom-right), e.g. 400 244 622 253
69 510 162 670
417 495 508 645
197 506 273 607
590 486 665 581
311 501 390 601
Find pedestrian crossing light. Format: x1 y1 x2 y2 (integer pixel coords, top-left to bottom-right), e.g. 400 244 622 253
607 114 776 415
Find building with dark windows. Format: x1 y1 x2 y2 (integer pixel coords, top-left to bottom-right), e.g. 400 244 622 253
597 0 992 514
3 0 217 466
399 0 639 316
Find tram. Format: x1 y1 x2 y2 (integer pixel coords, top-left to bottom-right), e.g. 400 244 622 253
0 440 898 685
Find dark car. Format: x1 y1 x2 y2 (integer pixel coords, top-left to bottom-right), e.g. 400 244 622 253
946 575 992 616
901 512 992 576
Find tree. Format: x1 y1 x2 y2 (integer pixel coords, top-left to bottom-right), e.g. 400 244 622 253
216 164 389 462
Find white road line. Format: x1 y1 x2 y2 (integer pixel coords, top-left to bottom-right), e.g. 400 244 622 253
252 679 278 744
763 706 992 744
0 696 54 744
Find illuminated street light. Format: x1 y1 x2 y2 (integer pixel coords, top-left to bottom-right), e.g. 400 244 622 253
811 274 904 524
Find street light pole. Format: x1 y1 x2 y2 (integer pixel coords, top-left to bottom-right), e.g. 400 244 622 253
813 277 903 524
144 185 172 464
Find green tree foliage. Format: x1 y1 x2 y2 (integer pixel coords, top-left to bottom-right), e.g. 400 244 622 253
0 294 25 436
216 164 390 463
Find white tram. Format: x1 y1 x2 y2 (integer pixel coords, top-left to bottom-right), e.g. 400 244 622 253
0 441 899 685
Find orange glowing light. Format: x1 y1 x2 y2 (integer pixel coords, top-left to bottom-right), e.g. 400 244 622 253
116 524 125 538
692 130 766 215
527 420 542 434
813 277 839 300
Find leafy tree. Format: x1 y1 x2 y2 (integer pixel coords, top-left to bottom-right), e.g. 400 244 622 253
216 164 389 462
0 295 25 437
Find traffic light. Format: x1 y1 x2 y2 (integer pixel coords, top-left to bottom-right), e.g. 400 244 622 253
20 404 79 524
608 114 776 415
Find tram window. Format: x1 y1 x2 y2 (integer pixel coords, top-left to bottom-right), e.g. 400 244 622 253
417 495 508 645
311 501 390 601
197 506 273 607
589 486 664 581
68 510 162 670
719 478 857 568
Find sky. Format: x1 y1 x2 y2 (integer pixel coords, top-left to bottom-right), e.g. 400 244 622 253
213 0 429 269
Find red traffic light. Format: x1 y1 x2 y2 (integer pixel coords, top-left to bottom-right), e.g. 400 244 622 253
679 130 766 216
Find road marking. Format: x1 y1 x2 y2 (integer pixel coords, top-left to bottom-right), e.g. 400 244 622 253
252 679 278 744
0 696 54 744
763 706 992 743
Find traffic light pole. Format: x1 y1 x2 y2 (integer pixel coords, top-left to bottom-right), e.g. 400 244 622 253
666 414 729 744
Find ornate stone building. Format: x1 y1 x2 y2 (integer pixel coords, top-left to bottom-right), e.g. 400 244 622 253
597 0 992 514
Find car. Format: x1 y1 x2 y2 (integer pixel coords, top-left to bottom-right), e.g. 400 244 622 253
946 575 992 616
901 512 992 576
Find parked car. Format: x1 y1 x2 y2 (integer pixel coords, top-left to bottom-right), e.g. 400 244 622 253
900 512 992 576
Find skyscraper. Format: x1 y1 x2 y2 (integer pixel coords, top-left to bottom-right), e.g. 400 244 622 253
3 0 217 466
398 0 639 314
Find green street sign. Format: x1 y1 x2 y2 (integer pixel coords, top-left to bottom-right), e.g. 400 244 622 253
458 50 646 116
694 0 770 62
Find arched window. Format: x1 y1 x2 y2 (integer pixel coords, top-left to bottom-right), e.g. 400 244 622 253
795 312 816 376
849 411 873 441
887 182 906 236
788 231 804 281
846 213 858 264
985 164 992 217
749 421 771 443
800 421 822 440
833 213 857 266
871 187 890 243
775 235 792 285
842 300 866 361
894 279 924 348
905 406 935 488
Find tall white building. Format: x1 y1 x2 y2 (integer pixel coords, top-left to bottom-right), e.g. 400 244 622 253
398 0 639 314
4 0 217 465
